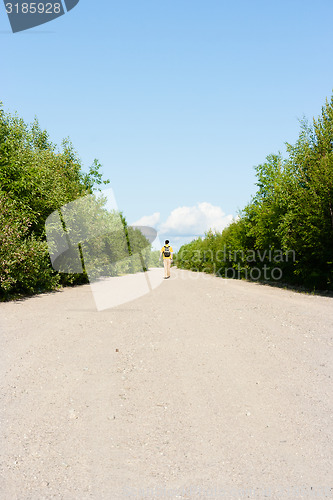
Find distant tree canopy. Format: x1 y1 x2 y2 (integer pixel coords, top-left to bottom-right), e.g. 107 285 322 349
176 94 333 291
0 105 150 298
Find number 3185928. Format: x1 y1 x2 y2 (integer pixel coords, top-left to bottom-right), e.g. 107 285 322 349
5 3 61 14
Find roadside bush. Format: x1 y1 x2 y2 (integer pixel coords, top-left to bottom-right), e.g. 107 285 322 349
177 95 333 291
0 193 59 297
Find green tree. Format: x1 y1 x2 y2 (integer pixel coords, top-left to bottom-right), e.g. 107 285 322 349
0 104 121 298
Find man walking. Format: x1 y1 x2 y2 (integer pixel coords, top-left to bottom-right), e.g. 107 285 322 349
159 239 173 279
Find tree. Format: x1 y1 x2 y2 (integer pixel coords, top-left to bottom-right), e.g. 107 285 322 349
0 104 114 297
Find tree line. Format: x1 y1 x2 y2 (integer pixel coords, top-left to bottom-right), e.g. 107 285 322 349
176 94 333 291
0 105 152 299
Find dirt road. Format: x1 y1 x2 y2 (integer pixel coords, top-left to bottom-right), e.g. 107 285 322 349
0 269 332 499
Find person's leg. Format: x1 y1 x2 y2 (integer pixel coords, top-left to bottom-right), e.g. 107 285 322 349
163 258 168 278
166 258 171 278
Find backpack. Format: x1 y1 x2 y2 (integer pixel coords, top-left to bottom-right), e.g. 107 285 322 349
163 245 171 257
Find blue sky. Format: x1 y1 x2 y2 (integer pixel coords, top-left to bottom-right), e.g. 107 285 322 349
1 0 333 250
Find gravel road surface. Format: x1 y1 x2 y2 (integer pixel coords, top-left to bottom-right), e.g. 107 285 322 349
1 269 332 499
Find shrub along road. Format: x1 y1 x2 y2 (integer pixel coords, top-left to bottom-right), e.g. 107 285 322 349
0 269 332 499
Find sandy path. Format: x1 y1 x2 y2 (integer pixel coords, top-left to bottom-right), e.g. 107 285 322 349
0 269 332 499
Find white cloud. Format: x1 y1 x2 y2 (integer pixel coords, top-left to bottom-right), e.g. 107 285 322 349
159 202 233 236
131 212 160 227
167 235 202 249
129 203 234 251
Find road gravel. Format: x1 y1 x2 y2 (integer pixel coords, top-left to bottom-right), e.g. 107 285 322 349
0 269 332 499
